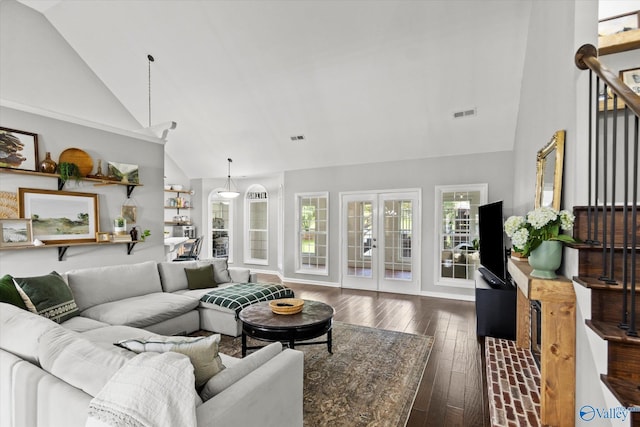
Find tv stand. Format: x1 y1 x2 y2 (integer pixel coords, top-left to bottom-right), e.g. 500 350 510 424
475 271 516 340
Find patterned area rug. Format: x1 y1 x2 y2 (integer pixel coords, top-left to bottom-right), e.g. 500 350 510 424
217 321 433 427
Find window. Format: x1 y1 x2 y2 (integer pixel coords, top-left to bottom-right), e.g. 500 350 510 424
435 184 487 286
209 191 232 261
296 193 328 275
245 185 268 265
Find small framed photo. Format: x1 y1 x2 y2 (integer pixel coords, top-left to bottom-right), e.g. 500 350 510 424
0 127 39 172
0 218 33 247
620 67 640 96
108 161 139 184
121 205 137 224
96 231 110 243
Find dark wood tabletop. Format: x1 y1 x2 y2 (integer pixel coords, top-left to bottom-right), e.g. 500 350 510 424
239 299 334 328
239 299 335 356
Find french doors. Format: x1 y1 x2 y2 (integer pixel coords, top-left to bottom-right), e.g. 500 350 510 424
341 190 420 294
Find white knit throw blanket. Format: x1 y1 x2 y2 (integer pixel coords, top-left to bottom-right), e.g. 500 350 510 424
86 352 197 427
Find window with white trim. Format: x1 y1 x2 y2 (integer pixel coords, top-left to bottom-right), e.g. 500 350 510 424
435 184 487 286
208 191 232 261
296 192 328 275
245 185 268 265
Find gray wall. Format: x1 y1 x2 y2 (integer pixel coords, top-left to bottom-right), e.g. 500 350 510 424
0 107 165 277
283 151 515 298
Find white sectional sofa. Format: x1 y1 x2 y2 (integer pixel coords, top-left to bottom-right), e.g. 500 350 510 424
0 259 304 427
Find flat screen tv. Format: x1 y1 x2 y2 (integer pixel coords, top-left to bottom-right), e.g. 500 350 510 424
478 201 508 287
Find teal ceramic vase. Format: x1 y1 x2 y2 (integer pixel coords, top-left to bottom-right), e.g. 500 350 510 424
528 240 562 279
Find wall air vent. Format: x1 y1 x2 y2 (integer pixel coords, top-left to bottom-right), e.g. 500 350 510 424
290 135 306 142
453 108 477 119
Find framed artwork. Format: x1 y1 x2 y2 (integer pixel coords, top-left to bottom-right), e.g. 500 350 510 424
121 204 137 224
18 188 99 244
620 67 640 96
96 232 110 243
0 218 33 247
108 161 139 184
0 127 39 172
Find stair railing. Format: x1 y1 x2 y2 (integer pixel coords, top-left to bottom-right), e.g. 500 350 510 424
575 44 640 337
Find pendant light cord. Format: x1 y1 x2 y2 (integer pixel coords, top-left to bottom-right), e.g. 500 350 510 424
147 54 155 127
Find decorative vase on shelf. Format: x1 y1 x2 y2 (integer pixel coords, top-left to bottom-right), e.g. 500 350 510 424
114 217 127 235
39 152 57 174
528 240 562 279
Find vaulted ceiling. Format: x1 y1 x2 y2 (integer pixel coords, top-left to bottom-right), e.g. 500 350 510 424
18 0 531 179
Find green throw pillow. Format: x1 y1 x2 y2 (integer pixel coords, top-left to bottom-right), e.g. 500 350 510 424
184 265 217 290
0 274 28 310
13 271 79 323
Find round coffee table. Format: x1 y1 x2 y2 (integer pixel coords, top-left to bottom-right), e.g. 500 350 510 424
239 299 334 356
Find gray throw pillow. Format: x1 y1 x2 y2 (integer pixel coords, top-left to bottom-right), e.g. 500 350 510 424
13 271 79 323
116 334 225 388
198 258 232 284
184 264 217 290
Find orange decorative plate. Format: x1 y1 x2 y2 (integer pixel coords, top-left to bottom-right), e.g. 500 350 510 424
59 148 93 177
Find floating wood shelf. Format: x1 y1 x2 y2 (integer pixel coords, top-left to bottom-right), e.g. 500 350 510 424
0 240 141 261
0 168 143 197
507 258 576 427
599 28 640 55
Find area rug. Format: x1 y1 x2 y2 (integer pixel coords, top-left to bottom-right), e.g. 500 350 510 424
217 322 434 427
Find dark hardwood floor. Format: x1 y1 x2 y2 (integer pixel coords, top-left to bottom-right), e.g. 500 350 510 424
257 274 490 427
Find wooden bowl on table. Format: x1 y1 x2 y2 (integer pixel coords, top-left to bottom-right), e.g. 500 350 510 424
269 298 304 315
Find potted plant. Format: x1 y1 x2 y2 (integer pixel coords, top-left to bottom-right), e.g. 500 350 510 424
504 206 578 279
57 162 82 184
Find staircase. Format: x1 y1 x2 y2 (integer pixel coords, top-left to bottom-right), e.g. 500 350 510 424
574 44 640 426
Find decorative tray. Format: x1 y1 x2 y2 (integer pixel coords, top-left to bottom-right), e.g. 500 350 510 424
269 298 304 315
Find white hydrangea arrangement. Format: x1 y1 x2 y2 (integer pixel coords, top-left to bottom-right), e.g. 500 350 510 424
504 206 577 256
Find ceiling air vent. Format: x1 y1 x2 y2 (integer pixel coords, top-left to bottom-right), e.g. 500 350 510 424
290 135 306 142
453 108 477 119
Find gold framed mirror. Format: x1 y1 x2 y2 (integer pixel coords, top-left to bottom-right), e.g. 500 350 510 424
535 130 565 211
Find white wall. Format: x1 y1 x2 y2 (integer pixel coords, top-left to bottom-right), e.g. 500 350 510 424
0 0 141 131
283 151 515 298
0 1 166 276
0 106 165 276
192 173 284 270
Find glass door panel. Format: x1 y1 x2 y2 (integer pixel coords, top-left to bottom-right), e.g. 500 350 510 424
342 191 420 294
342 194 376 289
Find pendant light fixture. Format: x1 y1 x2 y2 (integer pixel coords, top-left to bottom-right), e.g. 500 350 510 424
218 158 240 198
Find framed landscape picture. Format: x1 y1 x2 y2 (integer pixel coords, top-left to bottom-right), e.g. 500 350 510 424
0 218 33 247
18 188 99 244
0 127 39 172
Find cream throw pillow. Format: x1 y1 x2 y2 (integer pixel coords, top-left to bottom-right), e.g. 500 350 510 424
116 334 225 388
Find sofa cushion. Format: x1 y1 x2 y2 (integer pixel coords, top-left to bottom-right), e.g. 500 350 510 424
200 342 282 401
0 302 58 365
184 264 217 290
197 258 232 284
13 272 79 323
66 261 163 311
38 326 130 397
158 261 198 293
61 315 110 333
116 334 225 388
0 274 27 310
80 292 199 328
228 267 251 284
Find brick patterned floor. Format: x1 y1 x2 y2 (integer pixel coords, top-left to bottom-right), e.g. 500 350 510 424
485 337 542 427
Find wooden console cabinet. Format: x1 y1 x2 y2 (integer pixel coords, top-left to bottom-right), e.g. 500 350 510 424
507 258 576 427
